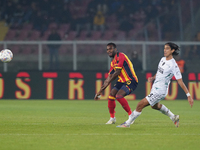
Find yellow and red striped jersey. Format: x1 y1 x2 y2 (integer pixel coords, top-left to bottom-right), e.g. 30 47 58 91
109 52 138 83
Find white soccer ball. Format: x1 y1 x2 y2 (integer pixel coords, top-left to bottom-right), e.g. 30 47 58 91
0 49 13 63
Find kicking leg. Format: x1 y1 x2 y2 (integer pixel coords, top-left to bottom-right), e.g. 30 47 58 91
152 103 179 127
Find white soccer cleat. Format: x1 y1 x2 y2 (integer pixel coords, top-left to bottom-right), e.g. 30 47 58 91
116 122 130 128
106 117 116 124
173 115 180 127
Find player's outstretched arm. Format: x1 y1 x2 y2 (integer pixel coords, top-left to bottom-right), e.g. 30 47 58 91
94 69 121 100
177 78 194 108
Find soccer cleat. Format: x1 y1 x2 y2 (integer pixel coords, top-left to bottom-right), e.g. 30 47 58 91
116 122 130 128
173 115 180 127
106 117 116 124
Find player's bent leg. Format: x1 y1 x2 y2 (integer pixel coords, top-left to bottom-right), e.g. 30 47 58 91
152 103 179 127
116 89 132 115
116 94 132 115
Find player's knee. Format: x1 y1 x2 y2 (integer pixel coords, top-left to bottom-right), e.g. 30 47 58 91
151 104 159 110
115 95 124 100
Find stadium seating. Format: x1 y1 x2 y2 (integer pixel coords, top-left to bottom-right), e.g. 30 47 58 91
101 30 114 40
90 31 102 40
77 31 88 40
59 23 70 33
64 31 77 40
17 30 29 41
48 22 58 30
114 31 126 41
29 30 41 40
23 23 33 30
4 30 17 41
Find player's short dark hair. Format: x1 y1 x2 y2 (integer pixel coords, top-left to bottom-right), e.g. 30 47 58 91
165 42 180 56
107 42 116 48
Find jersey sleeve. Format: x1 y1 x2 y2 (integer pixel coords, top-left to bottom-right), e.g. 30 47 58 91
115 53 125 69
173 64 182 80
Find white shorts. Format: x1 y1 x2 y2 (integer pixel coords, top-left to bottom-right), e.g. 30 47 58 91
146 88 167 106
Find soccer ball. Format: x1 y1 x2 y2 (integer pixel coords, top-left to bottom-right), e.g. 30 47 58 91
0 49 13 63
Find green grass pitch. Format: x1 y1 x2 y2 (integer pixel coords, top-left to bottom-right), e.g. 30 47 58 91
0 100 199 150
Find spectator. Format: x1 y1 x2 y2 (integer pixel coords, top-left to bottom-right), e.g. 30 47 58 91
131 51 143 72
175 55 186 73
47 29 61 70
93 11 105 33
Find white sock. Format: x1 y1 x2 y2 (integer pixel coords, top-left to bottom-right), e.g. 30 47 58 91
159 104 174 120
126 110 141 125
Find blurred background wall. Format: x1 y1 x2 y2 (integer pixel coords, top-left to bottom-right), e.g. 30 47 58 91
0 0 200 73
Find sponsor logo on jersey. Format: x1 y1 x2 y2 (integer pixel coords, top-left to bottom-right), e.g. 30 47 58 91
158 66 164 74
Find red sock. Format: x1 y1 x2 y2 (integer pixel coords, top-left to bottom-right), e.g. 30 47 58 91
116 95 132 115
108 96 116 118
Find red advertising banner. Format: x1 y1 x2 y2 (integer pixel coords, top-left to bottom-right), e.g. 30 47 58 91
0 71 199 100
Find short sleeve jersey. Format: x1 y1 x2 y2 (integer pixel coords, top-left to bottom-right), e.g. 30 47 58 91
108 52 138 83
154 57 182 88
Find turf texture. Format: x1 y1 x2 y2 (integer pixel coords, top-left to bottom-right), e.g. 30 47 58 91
0 100 199 150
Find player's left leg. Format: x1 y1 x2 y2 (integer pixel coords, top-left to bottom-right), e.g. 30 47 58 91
116 89 132 115
152 103 179 127
116 80 138 115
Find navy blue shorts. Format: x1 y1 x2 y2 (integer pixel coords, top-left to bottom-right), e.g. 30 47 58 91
113 80 138 95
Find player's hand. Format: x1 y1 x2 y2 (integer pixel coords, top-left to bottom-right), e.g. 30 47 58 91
148 77 154 83
188 96 194 108
94 93 101 100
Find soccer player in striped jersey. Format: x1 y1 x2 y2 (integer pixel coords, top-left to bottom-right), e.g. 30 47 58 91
117 42 194 128
94 42 138 124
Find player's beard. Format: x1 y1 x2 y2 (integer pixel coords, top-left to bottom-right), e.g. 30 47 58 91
109 51 116 58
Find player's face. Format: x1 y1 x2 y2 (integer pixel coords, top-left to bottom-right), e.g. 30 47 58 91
107 45 116 58
164 44 174 58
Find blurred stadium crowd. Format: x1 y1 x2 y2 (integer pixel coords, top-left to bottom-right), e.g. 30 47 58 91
0 0 186 41
0 0 200 72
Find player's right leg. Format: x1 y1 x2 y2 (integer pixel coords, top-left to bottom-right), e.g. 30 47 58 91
106 89 118 124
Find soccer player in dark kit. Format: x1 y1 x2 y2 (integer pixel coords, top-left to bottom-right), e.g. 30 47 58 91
94 42 138 124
